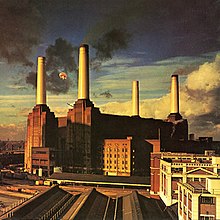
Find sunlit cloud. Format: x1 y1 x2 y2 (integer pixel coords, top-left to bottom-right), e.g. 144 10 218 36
99 54 220 140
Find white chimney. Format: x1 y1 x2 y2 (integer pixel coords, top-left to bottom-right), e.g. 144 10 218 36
170 74 179 114
78 44 89 100
36 56 46 105
132 80 139 116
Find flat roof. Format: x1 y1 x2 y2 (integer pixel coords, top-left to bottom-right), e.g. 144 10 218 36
48 172 150 188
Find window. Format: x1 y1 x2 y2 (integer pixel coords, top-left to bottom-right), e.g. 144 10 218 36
200 216 214 220
183 205 187 214
188 193 192 201
171 167 183 173
187 178 193 182
200 197 214 204
32 159 39 164
200 178 206 183
33 150 47 154
40 159 48 164
172 177 182 182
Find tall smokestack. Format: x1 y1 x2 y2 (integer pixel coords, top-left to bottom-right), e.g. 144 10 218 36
36 57 46 105
170 74 179 114
132 80 139 116
78 44 89 100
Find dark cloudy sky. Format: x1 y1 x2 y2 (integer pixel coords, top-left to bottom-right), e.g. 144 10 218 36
0 0 220 140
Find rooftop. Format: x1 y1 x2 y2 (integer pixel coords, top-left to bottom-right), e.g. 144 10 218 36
5 186 177 220
180 181 209 194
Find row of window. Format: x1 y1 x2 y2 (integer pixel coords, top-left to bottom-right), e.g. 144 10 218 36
167 157 211 161
104 154 129 158
105 160 129 164
200 216 214 220
32 151 47 154
32 159 48 164
200 196 215 204
171 167 183 173
104 148 129 152
172 163 212 167
187 177 206 183
104 165 129 170
106 143 128 147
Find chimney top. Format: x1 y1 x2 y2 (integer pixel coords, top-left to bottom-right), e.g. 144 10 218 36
171 74 178 77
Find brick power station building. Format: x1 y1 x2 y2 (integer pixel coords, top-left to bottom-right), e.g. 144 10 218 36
25 44 188 176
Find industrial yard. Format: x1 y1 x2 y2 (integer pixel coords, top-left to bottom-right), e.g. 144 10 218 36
0 177 151 218
0 178 174 220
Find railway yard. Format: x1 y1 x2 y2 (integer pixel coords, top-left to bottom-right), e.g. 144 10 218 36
0 177 150 218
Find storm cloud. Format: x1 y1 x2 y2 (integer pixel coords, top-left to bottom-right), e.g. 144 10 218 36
99 54 220 140
0 0 43 65
92 29 131 61
85 0 220 62
25 38 76 94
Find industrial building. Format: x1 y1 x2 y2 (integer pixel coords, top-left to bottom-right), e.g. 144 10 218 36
102 137 151 177
24 57 58 175
103 137 133 177
24 44 188 176
150 151 220 206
